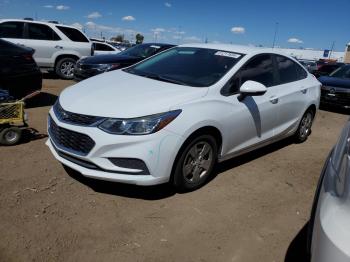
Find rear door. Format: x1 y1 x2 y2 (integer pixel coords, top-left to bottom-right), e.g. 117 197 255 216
272 54 310 136
23 22 61 67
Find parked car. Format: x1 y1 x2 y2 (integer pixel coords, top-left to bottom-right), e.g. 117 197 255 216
73 43 175 81
0 39 42 98
92 41 121 55
299 60 317 73
313 62 344 78
47 44 320 191
319 64 350 109
308 117 350 262
0 19 93 79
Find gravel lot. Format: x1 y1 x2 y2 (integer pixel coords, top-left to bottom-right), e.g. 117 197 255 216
0 78 348 262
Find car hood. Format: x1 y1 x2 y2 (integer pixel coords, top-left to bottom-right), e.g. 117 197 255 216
318 76 350 89
59 70 208 118
79 54 140 65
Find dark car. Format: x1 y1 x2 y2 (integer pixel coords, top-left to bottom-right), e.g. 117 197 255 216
319 64 350 109
74 43 175 81
0 39 42 98
313 62 344 78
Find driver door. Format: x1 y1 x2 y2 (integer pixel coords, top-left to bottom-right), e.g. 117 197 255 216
221 54 279 157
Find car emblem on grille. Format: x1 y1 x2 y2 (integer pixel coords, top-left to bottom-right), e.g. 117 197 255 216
60 110 69 120
329 88 336 94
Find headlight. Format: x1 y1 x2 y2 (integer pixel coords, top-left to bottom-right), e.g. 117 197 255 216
98 110 182 135
96 64 120 72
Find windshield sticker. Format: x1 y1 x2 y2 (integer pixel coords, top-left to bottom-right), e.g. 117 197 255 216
215 51 241 59
150 45 161 49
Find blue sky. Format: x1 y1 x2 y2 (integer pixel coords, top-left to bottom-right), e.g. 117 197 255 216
1 0 349 51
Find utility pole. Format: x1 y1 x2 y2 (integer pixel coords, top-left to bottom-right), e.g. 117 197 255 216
272 22 279 48
329 41 335 59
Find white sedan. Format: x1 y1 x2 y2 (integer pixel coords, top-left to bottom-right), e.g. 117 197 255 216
92 41 121 55
46 44 321 191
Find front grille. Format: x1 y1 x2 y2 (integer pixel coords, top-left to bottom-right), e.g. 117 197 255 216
48 115 95 156
53 101 103 126
321 88 350 107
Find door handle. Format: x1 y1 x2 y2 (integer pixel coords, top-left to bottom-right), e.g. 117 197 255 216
55 45 63 49
300 87 308 94
269 96 279 104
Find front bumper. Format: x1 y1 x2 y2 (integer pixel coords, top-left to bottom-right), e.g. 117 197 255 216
73 68 102 81
46 110 185 186
320 88 350 109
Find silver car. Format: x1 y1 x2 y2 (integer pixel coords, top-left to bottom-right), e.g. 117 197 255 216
309 118 350 261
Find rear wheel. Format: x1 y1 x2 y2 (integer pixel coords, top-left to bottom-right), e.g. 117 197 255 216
55 57 77 80
173 135 217 191
0 127 22 145
295 110 314 143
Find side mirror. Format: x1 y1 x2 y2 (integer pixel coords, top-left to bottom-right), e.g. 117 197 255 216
238 80 267 101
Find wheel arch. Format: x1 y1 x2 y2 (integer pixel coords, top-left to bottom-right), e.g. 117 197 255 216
169 125 223 184
54 54 80 68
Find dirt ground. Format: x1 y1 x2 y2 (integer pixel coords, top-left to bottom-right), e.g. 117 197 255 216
0 78 348 262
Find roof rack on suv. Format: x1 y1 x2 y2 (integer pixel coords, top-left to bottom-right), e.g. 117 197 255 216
48 21 59 24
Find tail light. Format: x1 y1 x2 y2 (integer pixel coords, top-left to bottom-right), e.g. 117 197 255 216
22 53 34 61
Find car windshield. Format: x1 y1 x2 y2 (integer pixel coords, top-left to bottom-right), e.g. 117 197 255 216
124 47 243 87
119 44 161 58
329 65 350 79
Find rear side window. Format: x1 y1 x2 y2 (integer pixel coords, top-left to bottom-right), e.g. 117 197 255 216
275 55 307 84
56 26 89 42
27 23 61 40
0 22 24 38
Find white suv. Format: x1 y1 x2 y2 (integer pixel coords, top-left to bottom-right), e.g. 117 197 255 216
47 44 321 191
0 19 93 79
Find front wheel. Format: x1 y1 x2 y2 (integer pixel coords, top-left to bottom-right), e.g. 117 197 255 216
55 57 77 80
0 127 22 145
294 110 314 143
173 135 218 191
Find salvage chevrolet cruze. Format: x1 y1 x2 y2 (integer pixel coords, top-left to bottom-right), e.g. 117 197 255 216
47 44 321 191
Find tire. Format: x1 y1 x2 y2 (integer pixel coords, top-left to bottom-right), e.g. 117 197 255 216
172 134 218 191
55 57 77 80
0 127 22 146
294 109 314 143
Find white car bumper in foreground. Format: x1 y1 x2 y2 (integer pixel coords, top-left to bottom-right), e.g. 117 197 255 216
46 110 184 186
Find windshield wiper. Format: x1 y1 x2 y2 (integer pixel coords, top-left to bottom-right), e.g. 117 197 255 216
140 73 188 86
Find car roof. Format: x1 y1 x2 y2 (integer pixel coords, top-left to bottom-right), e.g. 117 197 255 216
0 19 78 30
178 43 292 57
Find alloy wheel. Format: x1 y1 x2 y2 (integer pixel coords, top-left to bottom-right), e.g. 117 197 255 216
182 141 214 184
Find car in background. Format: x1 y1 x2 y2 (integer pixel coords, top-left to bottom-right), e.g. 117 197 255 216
92 41 121 55
74 43 175 81
308 118 350 262
313 62 344 78
47 44 320 191
0 39 42 98
0 19 93 79
319 64 350 109
299 60 317 73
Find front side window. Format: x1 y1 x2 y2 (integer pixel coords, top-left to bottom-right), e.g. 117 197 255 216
95 43 114 51
223 54 274 95
56 26 89 42
125 47 244 87
0 22 24 38
27 23 60 40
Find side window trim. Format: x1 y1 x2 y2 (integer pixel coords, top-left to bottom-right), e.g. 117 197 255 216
221 53 276 96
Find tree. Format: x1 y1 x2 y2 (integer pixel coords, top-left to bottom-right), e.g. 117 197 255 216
110 34 124 43
135 33 144 44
